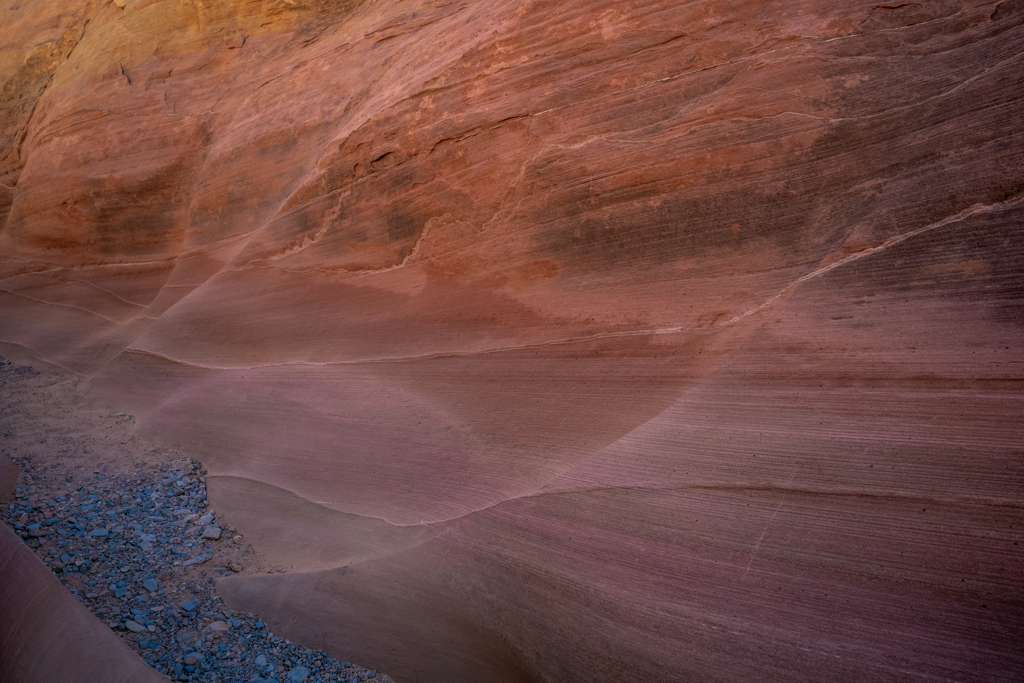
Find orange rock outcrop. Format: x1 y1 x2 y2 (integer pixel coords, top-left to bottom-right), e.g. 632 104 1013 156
2 0 1023 681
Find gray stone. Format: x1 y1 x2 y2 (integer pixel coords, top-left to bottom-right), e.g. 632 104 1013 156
0 456 396 683
201 525 221 540
182 553 210 567
88 528 108 537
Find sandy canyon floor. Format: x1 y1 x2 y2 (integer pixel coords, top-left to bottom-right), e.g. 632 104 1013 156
1 357 394 683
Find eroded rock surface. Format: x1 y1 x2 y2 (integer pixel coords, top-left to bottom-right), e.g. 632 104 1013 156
1 0 1023 681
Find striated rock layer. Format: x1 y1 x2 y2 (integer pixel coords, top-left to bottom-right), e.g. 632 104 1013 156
2 0 1023 681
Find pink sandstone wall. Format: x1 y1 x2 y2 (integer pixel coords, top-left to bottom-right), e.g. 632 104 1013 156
1 0 1023 681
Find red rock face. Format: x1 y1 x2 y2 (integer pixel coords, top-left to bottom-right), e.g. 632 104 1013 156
2 0 1023 681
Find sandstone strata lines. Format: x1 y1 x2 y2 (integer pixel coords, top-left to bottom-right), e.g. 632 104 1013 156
1 0 1023 681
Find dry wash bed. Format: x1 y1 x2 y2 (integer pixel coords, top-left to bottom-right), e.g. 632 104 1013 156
1 357 394 683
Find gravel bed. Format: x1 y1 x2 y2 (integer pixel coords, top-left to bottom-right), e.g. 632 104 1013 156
2 449 389 683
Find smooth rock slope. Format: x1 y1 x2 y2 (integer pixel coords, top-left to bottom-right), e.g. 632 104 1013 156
0 522 167 683
1 0 1023 681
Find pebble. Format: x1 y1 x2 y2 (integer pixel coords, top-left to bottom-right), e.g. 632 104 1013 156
1 437 391 683
207 620 230 634
181 553 210 568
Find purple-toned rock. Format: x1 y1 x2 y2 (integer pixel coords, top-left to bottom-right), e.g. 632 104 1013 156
0 1 1022 682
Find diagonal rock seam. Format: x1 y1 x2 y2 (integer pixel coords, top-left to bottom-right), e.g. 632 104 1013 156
117 192 1024 372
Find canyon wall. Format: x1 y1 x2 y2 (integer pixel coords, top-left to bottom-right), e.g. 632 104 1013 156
2 0 1023 681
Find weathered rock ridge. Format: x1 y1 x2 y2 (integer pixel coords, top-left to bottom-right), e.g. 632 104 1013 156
2 0 1023 681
